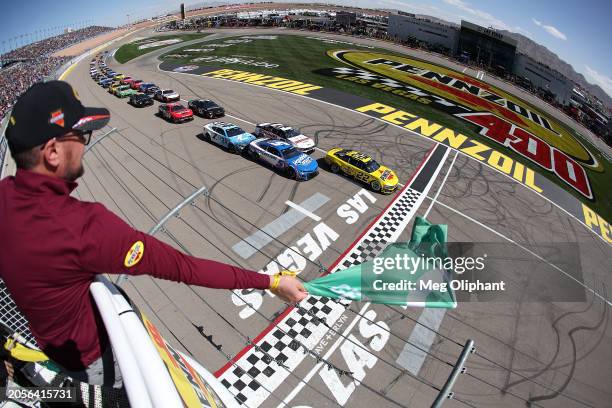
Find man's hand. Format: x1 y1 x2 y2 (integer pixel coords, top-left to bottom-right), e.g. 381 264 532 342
270 274 308 303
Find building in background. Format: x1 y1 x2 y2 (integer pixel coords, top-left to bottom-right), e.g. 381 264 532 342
336 11 356 27
513 53 572 105
458 20 517 74
387 12 458 54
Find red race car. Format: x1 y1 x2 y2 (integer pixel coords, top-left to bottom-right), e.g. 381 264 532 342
130 79 144 90
158 103 193 123
120 76 134 85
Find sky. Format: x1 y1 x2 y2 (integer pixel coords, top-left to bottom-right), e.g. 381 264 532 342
1 0 611 98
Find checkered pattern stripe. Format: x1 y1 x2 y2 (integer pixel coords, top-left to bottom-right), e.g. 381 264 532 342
340 188 422 269
332 67 404 88
220 295 346 406
220 187 425 406
0 278 38 348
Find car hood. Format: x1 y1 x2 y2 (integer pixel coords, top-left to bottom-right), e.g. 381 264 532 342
172 109 192 116
288 135 315 148
229 133 256 144
287 154 318 171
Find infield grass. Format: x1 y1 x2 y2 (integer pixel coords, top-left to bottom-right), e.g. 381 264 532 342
115 34 211 63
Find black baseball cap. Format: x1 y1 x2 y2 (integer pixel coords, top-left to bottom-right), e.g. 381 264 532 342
5 80 110 154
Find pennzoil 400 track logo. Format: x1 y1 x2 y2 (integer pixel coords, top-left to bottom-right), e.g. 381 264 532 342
318 50 602 199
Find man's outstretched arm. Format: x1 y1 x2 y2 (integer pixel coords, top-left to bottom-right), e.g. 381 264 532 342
79 202 307 302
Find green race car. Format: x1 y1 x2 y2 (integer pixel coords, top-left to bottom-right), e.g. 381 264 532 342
115 85 137 98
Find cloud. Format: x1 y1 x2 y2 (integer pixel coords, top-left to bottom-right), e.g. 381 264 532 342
584 65 612 99
442 0 511 30
374 0 459 22
532 18 567 40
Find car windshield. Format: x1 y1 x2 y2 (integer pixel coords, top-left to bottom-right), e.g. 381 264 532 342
163 90 175 94
364 160 381 173
285 128 301 138
172 104 186 110
119 86 130 90
203 101 218 108
281 147 301 160
226 127 245 137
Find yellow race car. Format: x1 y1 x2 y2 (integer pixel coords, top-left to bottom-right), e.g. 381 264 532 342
325 148 399 193
113 73 125 81
108 81 122 94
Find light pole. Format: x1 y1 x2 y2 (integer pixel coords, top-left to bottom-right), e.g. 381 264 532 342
127 14 130 27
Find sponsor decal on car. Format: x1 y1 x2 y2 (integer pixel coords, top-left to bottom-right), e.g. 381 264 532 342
294 155 313 166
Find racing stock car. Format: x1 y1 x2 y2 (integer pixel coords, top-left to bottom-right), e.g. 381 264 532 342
130 79 144 90
158 103 193 123
115 85 137 98
188 99 225 118
202 122 256 153
325 148 399 193
254 123 315 154
129 93 154 108
154 89 180 102
246 138 318 180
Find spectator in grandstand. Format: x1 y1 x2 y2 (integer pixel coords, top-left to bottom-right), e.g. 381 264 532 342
0 56 70 119
0 26 112 121
1 26 112 62
0 80 308 388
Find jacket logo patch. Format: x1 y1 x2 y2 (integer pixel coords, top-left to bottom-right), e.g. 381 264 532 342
124 241 144 267
50 110 65 127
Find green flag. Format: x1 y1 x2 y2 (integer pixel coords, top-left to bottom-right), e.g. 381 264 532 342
304 217 456 308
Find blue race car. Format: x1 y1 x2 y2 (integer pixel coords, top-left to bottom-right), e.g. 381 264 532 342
202 122 256 153
139 83 156 92
246 138 318 180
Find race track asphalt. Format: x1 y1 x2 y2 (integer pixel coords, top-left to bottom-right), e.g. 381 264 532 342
66 28 612 407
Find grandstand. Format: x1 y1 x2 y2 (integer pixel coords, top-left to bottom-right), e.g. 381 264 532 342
0 26 114 121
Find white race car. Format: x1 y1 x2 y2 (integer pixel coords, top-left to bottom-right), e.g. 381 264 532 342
254 123 315 154
154 89 180 102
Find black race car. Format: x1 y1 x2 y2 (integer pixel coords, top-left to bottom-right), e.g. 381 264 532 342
128 93 154 108
143 85 160 96
188 99 225 118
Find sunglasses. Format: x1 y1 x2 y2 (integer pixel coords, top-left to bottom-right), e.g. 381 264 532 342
56 130 93 146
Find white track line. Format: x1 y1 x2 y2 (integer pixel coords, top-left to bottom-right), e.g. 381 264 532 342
398 150 458 376
423 150 458 219
285 200 322 222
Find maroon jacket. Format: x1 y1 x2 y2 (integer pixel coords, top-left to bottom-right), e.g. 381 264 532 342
0 170 270 370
